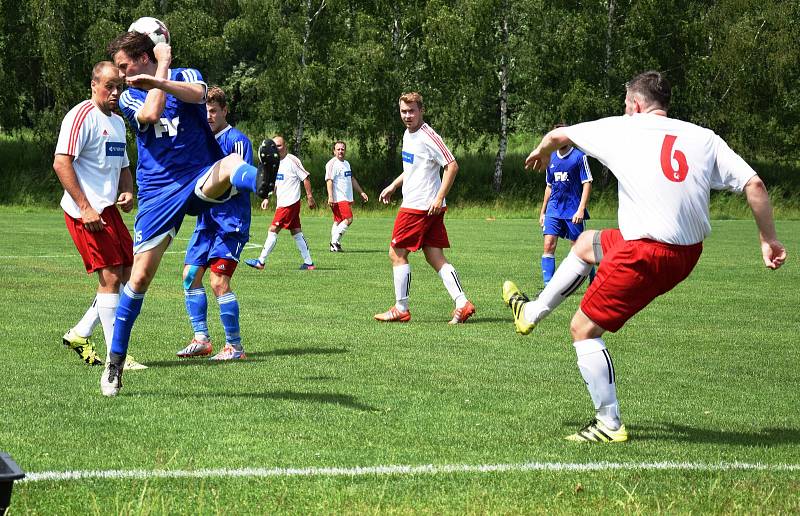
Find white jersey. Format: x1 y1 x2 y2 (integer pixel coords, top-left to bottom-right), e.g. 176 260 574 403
325 157 354 202
55 100 130 219
564 114 756 245
275 153 309 207
400 123 455 211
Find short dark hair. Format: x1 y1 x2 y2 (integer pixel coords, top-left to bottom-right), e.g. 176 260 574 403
206 86 227 108
625 71 671 110
91 61 117 82
106 31 155 63
552 122 568 130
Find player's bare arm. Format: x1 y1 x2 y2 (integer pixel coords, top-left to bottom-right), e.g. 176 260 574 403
116 166 134 213
540 184 552 227
303 178 316 209
326 179 335 207
743 175 787 270
352 177 369 202
131 43 171 125
379 173 405 204
572 181 592 224
525 127 572 172
428 160 458 215
53 154 104 231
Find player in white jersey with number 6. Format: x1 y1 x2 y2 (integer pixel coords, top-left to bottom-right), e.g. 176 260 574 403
503 71 786 443
376 92 475 324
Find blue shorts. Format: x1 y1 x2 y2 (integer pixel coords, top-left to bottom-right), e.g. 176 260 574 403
542 216 584 241
133 162 236 253
184 227 248 266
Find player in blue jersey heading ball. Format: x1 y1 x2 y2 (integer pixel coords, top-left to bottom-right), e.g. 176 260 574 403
101 31 278 396
538 123 595 286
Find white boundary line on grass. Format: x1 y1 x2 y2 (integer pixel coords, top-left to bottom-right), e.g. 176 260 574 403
0 244 262 260
21 461 800 482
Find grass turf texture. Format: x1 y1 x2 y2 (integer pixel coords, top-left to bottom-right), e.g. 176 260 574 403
1 207 798 513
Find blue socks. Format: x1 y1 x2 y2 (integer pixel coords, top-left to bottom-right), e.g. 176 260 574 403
217 292 241 350
230 163 259 193
541 254 556 285
110 284 145 355
185 287 209 337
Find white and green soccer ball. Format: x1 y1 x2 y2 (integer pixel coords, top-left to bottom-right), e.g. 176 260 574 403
128 17 170 46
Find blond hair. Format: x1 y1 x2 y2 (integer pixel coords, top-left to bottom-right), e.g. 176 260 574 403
398 92 423 110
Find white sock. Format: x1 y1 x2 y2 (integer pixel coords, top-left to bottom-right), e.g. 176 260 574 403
95 292 119 361
330 222 338 244
258 231 279 263
574 338 621 430
524 250 591 324
293 232 313 264
438 263 467 308
334 220 349 243
73 297 100 337
393 264 411 312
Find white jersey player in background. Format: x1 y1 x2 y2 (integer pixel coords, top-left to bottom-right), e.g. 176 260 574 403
376 92 475 324
503 70 786 442
325 140 368 252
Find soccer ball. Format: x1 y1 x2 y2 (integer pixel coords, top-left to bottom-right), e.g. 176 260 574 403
128 17 170 46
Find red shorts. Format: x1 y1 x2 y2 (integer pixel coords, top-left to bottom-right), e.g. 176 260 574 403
390 208 450 252
331 201 353 224
209 258 238 277
271 200 302 230
64 206 134 274
581 229 702 332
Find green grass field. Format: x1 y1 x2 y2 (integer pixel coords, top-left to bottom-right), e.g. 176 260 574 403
1 207 798 514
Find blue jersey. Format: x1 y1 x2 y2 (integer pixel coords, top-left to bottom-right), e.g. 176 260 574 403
196 125 253 236
118 68 224 206
545 147 592 219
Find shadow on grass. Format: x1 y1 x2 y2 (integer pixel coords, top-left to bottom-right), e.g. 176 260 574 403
142 346 348 368
136 388 377 412
564 420 800 445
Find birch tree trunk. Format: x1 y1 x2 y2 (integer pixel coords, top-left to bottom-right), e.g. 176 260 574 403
493 4 509 193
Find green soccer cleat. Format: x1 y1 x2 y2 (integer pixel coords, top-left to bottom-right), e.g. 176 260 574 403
501 281 535 335
62 330 103 366
565 418 628 443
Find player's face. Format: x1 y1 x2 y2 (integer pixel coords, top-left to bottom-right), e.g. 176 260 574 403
273 137 288 159
334 143 346 160
91 68 124 114
206 102 228 133
399 101 423 132
112 50 148 79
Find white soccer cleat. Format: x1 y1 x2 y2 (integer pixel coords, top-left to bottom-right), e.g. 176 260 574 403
176 338 213 358
100 361 123 396
124 355 148 370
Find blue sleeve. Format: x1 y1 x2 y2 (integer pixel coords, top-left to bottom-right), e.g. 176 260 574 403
176 68 205 84
119 89 146 132
577 151 593 183
236 134 253 165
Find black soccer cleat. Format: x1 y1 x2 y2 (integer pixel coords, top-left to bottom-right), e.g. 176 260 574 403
256 139 281 199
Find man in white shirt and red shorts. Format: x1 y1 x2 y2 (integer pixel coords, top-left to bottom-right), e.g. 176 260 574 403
376 92 476 325
503 71 786 443
325 140 368 252
54 61 140 368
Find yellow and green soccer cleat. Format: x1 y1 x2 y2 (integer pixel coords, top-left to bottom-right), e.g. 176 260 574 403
62 330 103 366
565 418 628 443
501 281 535 335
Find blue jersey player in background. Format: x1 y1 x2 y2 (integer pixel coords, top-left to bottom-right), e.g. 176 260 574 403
102 31 278 396
538 124 595 286
179 86 252 361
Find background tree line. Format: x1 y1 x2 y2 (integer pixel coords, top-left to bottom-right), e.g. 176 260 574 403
0 0 797 195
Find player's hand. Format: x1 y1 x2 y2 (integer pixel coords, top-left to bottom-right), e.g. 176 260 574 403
307 195 317 209
379 185 395 204
539 213 545 228
327 197 335 208
572 211 584 224
80 206 105 232
153 42 172 65
116 192 134 213
525 146 550 172
427 197 445 216
360 191 369 203
260 198 270 210
761 239 787 270
125 74 160 91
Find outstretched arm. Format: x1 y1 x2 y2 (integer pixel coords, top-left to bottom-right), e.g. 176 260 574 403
744 175 786 269
525 127 572 172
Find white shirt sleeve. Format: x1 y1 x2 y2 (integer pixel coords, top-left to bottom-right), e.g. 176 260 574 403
710 136 757 192
564 117 623 168
324 158 335 181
